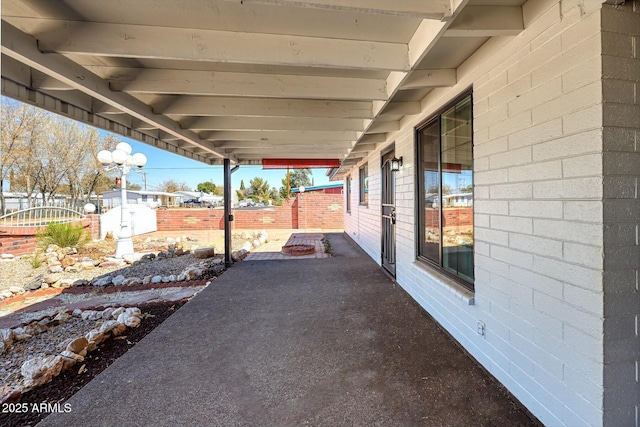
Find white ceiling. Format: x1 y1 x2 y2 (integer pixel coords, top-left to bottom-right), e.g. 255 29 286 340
1 0 526 176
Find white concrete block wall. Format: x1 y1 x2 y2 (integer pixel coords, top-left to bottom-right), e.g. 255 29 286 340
344 157 382 264
471 3 607 423
341 1 631 426
600 3 640 426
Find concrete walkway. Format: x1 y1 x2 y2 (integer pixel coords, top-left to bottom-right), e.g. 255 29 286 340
39 233 539 427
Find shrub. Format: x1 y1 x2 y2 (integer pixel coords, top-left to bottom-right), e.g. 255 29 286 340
37 222 90 249
27 249 44 268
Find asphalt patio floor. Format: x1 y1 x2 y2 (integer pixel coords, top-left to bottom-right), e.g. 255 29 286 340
39 232 540 426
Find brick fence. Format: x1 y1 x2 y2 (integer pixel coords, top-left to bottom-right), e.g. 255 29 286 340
1 193 344 256
158 192 344 231
0 215 100 256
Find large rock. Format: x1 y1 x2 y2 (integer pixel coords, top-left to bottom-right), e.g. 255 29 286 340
60 350 84 362
92 275 113 286
85 330 107 347
60 256 75 269
21 355 64 388
0 386 21 405
0 328 15 346
58 279 77 288
8 286 24 295
123 277 141 286
99 320 120 334
66 337 89 355
194 247 215 259
117 308 142 328
48 265 64 274
111 275 126 286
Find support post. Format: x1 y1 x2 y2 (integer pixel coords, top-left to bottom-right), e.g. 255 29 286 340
224 158 232 267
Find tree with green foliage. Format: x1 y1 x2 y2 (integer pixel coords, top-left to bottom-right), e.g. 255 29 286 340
238 179 248 198
280 168 313 199
197 181 221 195
249 177 270 201
269 187 281 205
290 169 312 188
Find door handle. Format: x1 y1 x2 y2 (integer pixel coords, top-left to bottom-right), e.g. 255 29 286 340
390 210 396 224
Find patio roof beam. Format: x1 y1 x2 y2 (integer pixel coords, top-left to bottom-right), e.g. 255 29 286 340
157 96 374 119
213 140 354 149
226 147 350 155
105 68 388 101
205 130 358 141
224 0 453 19
184 116 366 132
34 20 411 72
445 6 524 37
400 69 457 90
366 121 400 134
1 22 226 161
378 101 422 118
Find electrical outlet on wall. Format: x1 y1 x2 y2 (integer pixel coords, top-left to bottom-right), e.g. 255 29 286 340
477 321 486 337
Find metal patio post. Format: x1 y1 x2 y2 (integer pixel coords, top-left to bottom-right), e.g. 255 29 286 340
224 158 232 267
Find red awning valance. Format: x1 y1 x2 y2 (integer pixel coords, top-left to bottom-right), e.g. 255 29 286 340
262 159 341 169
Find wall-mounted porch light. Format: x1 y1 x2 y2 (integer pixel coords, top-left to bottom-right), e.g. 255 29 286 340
390 157 403 172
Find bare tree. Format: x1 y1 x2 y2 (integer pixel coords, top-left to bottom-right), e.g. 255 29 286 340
157 179 190 193
0 99 47 211
1 98 131 210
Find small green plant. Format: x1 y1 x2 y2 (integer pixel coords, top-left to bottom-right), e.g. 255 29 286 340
37 222 90 249
321 237 332 256
27 249 44 268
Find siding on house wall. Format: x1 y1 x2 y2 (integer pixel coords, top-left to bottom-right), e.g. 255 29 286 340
345 163 382 263
343 1 623 426
601 3 640 426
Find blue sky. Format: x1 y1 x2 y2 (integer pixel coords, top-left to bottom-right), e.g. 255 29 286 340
2 97 337 193
124 138 336 192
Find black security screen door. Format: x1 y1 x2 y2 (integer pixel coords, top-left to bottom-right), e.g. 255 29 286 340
381 150 396 276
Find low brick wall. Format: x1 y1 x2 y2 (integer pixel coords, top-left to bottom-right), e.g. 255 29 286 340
297 192 344 229
0 194 344 256
156 193 344 231
0 215 100 256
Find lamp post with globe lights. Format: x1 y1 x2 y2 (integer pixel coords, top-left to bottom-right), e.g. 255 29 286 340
97 142 147 258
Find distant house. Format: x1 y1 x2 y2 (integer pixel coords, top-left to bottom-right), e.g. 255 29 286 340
173 191 200 202
100 190 178 209
291 183 343 195
173 191 223 206
0 192 75 213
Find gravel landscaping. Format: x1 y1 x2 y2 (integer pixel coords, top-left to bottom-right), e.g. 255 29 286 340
0 236 225 426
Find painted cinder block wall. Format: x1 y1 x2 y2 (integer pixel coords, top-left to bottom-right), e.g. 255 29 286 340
601 3 640 426
344 1 639 426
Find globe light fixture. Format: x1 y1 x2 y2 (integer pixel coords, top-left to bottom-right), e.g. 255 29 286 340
97 142 147 258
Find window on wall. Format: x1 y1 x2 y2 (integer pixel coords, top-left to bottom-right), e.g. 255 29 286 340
346 176 352 213
416 92 474 287
359 164 368 205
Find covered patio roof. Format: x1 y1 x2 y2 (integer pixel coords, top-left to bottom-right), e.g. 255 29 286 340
2 0 527 178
